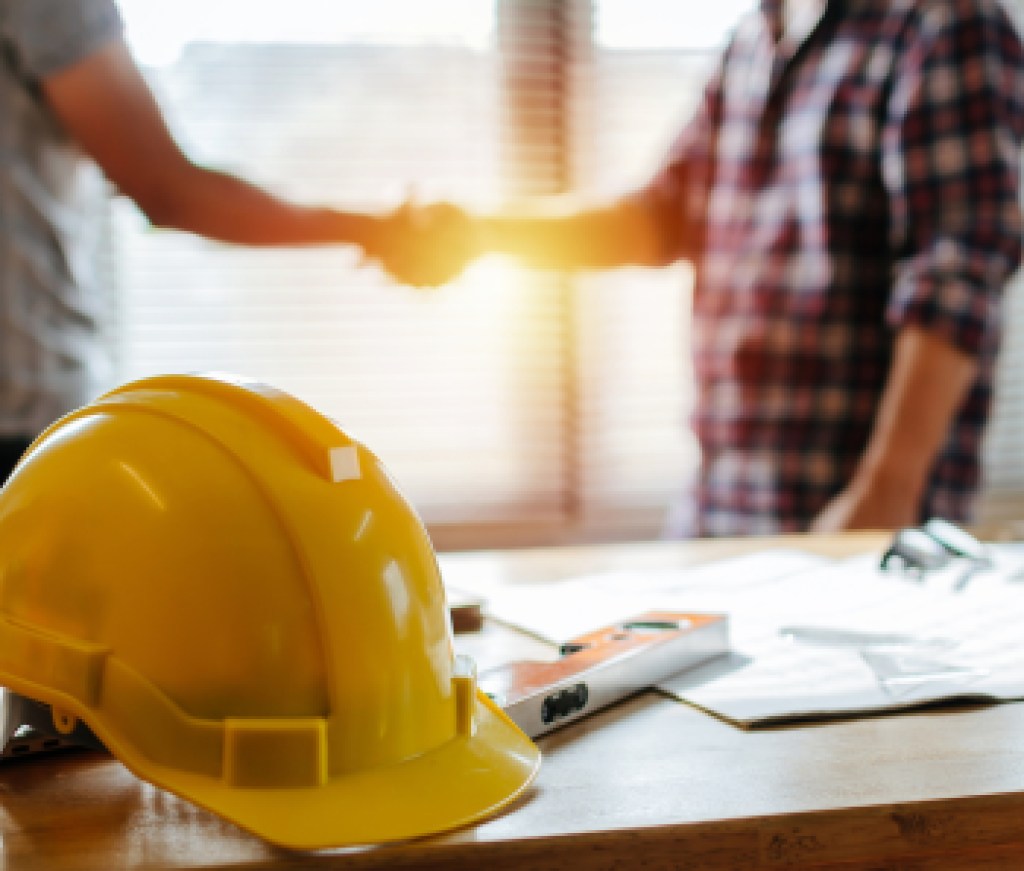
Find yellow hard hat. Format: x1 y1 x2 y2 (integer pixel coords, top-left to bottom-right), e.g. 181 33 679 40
0 373 540 849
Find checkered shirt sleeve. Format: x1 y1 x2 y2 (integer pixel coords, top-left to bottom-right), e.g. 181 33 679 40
883 0 1024 356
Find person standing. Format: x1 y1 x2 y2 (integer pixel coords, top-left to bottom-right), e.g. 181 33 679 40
0 0 428 480
384 0 1024 535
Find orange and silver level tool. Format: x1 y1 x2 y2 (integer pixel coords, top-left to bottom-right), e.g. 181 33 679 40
1 610 728 755
479 610 729 738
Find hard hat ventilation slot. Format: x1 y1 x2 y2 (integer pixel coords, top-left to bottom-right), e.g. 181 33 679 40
328 446 360 483
453 654 477 737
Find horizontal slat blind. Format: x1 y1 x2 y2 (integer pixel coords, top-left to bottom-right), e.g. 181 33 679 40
571 4 749 539
111 10 569 532
108 0 757 546
107 0 1024 546
980 266 1024 522
979 0 1024 525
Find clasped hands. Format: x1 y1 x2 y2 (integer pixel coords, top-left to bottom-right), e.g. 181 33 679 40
366 201 482 288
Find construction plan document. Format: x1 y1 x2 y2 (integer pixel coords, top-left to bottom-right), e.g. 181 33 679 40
447 546 1024 727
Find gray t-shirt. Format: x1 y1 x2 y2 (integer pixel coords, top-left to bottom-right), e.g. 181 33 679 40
0 0 123 436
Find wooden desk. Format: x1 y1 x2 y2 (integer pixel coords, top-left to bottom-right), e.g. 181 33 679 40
6 533 1024 870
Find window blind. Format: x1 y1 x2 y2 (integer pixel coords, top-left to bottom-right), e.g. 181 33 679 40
109 0 750 549
571 2 747 539
108 0 1024 547
112 4 573 547
978 0 1024 528
980 267 1024 526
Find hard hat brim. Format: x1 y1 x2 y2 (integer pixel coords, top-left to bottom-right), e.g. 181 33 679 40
101 689 540 850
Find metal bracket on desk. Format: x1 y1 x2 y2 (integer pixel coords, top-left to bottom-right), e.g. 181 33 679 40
0 691 105 760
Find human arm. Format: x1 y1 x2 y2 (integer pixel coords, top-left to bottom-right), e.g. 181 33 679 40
378 135 707 284
40 30 663 270
465 39 730 275
377 43 728 286
41 39 385 249
470 67 727 274
473 196 672 271
369 195 671 288
811 327 976 532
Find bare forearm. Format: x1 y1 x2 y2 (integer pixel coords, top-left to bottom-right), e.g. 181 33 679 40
812 326 978 532
858 327 977 496
478 197 670 271
137 164 382 248
41 42 382 250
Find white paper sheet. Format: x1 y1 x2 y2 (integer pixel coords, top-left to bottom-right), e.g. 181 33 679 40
455 549 830 643
460 546 1024 727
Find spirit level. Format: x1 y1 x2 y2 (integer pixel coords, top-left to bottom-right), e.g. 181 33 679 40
480 610 728 738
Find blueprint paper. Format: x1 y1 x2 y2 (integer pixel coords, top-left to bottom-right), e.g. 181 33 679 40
456 546 1024 727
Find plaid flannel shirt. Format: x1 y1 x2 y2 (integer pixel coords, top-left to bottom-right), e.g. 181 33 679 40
639 0 1024 536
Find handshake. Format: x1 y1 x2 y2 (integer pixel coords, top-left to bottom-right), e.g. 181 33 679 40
364 201 485 289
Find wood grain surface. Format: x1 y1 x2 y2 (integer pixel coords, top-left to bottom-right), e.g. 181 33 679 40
5 532 1024 870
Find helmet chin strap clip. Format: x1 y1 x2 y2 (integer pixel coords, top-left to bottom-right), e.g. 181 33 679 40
0 692 106 759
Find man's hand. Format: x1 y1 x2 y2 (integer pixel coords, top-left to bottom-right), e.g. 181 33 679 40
369 201 481 288
365 195 671 286
811 470 921 533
